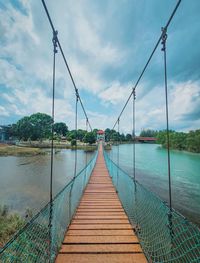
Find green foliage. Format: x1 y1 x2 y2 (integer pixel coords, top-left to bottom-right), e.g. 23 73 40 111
140 129 158 137
77 129 87 142
14 113 53 141
186 130 200 153
0 205 25 246
71 139 77 147
105 128 133 142
83 132 96 144
126 133 132 141
54 122 68 136
156 129 200 153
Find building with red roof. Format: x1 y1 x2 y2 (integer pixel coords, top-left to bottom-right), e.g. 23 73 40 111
97 130 105 141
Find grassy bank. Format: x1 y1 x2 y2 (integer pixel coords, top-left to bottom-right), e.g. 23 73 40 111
17 141 97 152
0 142 97 156
0 206 25 248
0 145 44 156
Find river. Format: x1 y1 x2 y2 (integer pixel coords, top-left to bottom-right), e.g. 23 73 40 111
0 144 200 227
0 149 94 216
108 143 200 226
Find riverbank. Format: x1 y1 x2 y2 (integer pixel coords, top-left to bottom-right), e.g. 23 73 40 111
0 142 97 156
0 206 25 248
0 145 44 156
17 141 97 152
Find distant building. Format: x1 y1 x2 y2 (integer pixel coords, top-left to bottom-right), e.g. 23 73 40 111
97 130 105 141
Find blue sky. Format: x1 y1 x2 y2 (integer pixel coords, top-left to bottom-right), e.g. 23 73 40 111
0 0 200 134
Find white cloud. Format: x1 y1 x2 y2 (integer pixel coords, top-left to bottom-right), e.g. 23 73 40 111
169 81 200 122
0 106 9 117
0 1 199 133
99 82 132 105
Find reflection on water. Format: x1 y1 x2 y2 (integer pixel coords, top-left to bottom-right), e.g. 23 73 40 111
109 144 200 226
0 149 94 216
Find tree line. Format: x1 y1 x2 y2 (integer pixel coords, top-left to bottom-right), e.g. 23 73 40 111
156 130 200 153
4 113 200 152
4 113 135 145
138 129 200 153
5 113 97 144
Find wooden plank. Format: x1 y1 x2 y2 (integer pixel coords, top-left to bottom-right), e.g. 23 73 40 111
59 244 142 253
74 215 128 220
63 235 139 244
67 229 134 236
56 254 147 263
68 224 133 230
71 219 130 224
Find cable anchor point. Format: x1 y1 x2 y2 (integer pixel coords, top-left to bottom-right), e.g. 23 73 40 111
161 27 167 52
133 88 136 100
52 30 58 53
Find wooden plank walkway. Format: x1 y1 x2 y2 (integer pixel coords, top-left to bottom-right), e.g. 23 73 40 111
56 144 147 263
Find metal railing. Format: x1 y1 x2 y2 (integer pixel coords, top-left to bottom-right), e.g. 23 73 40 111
104 150 200 263
0 150 98 262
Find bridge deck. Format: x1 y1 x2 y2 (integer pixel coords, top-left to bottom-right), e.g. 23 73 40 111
56 145 147 263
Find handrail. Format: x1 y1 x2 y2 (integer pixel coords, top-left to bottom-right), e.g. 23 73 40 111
0 150 98 262
103 148 200 263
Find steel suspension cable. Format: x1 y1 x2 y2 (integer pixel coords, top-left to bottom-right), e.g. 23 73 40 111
41 0 92 132
74 95 79 179
116 118 120 192
112 0 182 130
161 28 172 213
83 119 88 188
69 95 79 219
132 89 136 181
49 30 58 261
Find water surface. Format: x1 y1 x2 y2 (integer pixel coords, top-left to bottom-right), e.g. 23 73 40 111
0 149 94 216
108 144 200 226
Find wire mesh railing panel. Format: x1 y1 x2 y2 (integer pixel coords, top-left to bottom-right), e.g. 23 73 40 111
0 151 97 262
104 150 200 263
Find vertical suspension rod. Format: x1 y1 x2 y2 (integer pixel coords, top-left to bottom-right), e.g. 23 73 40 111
116 118 120 192
49 29 58 261
74 95 79 178
132 88 136 181
161 27 172 212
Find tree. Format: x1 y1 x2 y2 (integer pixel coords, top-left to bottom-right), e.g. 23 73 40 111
77 129 87 142
105 128 111 142
67 130 76 141
14 113 52 141
54 122 68 136
29 113 52 141
111 131 120 142
140 129 158 137
120 133 126 141
15 116 33 140
126 134 132 141
71 139 77 147
83 132 96 144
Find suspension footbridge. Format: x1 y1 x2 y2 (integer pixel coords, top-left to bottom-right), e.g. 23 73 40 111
56 143 147 263
0 0 200 262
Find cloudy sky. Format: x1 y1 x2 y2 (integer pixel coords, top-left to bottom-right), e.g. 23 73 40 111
0 0 200 134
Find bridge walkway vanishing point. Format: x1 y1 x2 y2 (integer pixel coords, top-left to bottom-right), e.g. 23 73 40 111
56 144 147 263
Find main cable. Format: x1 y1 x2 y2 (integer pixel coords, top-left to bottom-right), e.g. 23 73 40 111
112 0 181 130
41 0 92 132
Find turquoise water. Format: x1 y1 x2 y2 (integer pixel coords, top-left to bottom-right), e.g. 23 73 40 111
109 144 200 226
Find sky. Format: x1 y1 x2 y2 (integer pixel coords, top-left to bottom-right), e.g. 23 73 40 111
0 0 200 134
